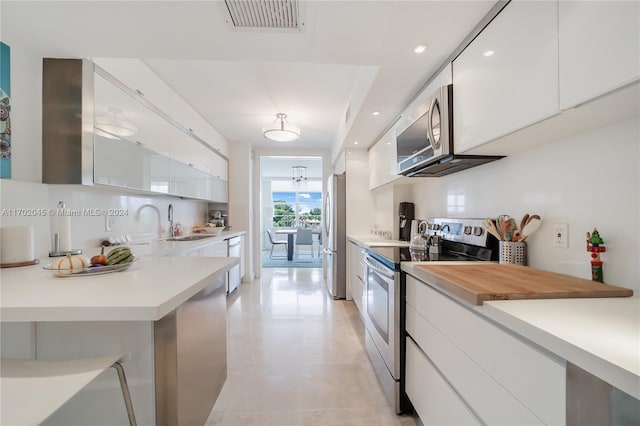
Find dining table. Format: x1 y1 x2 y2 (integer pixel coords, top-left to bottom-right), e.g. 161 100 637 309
275 228 322 261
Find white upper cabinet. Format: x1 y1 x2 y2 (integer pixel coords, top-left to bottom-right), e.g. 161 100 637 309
368 125 401 190
559 1 640 110
453 0 559 153
92 58 171 114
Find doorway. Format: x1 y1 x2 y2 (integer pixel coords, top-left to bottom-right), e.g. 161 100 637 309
260 156 323 269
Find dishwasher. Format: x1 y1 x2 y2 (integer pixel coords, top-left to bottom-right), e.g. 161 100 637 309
227 236 242 294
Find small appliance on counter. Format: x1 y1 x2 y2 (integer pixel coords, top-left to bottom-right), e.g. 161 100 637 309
360 217 498 414
0 226 38 268
398 202 414 242
49 201 82 257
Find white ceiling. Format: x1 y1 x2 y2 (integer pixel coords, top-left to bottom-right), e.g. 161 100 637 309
260 156 323 179
1 0 496 152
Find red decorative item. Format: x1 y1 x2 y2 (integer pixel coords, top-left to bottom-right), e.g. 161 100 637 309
586 228 606 283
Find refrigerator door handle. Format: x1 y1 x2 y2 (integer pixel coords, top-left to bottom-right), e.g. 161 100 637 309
322 248 334 255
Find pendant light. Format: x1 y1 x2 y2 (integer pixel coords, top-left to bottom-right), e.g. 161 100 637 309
292 166 307 184
262 113 301 142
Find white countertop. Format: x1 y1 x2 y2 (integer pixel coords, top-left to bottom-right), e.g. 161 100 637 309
122 230 245 257
347 235 410 248
0 231 246 323
482 297 640 400
402 261 640 400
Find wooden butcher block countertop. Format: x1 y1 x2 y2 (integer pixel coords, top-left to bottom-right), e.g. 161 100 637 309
411 263 634 306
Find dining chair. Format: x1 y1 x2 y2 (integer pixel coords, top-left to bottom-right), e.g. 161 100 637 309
266 228 288 259
295 228 314 261
1 353 137 425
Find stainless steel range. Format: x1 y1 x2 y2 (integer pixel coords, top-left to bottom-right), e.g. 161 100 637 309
361 218 498 413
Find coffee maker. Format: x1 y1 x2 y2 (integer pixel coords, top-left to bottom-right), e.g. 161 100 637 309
398 202 415 241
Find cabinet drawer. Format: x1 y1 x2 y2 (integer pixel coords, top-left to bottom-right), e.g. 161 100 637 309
406 303 542 425
406 275 565 425
406 337 481 426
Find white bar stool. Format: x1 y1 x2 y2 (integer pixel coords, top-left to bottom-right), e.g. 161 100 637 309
1 353 137 425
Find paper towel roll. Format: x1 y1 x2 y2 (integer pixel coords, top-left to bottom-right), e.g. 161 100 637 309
51 204 72 252
0 226 35 264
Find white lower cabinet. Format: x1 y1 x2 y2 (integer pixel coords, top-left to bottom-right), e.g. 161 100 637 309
405 337 481 426
405 274 566 425
348 242 364 314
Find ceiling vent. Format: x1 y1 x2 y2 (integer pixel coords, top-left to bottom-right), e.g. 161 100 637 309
224 0 301 29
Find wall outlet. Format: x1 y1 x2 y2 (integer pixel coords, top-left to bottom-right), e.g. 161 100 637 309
553 223 569 248
105 216 116 231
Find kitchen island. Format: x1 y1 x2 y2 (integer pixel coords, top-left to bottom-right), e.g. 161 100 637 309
1 255 238 425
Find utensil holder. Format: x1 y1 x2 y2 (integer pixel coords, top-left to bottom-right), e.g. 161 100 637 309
499 241 527 265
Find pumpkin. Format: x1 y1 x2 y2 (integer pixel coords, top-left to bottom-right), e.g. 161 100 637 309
54 254 88 275
90 246 107 266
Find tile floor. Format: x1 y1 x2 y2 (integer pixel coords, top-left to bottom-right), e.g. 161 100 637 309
207 268 419 426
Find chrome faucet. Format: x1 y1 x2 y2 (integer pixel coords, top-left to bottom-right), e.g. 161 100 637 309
168 203 174 237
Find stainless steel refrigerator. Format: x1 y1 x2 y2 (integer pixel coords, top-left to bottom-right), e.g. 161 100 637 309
323 173 346 299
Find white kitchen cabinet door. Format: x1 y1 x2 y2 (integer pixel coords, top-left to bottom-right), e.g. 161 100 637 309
559 1 640 110
170 93 208 141
453 0 559 153
406 337 481 426
348 242 364 313
368 126 401 190
93 58 171 114
207 153 228 182
205 124 229 157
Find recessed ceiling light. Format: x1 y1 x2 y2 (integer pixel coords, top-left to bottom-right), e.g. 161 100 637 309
413 44 427 54
354 141 359 145
483 50 494 57
386 142 391 145
372 111 380 116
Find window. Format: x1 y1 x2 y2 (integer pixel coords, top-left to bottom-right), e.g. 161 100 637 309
272 190 322 228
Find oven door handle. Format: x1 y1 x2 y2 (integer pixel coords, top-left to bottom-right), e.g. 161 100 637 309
363 256 395 279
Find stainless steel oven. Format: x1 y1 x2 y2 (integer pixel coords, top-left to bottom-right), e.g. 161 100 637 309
362 253 401 412
361 217 499 415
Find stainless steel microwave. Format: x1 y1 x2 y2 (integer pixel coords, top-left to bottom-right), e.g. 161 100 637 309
396 85 453 175
396 84 503 177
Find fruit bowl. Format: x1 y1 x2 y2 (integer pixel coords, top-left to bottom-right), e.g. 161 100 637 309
43 257 138 277
203 226 224 236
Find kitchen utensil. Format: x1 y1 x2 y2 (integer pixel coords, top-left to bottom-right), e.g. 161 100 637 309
413 263 633 306
497 215 514 241
519 214 530 234
483 218 501 240
521 216 541 241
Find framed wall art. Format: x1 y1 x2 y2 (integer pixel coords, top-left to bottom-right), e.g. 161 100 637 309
1 42 11 179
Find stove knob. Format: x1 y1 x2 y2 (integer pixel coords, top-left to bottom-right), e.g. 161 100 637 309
432 224 440 231
464 226 472 235
473 226 484 236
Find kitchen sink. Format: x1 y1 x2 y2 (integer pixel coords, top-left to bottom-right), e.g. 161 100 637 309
165 235 214 242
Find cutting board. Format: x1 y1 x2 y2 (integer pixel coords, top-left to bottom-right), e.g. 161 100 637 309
412 263 633 305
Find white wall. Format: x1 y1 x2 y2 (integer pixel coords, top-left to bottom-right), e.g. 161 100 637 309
0 179 207 257
345 148 376 236
396 118 639 291
228 141 253 281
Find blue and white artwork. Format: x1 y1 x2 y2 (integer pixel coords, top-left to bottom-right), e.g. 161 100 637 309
0 42 11 178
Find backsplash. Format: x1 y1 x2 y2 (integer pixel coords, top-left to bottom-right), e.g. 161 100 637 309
0 180 208 257
375 118 639 291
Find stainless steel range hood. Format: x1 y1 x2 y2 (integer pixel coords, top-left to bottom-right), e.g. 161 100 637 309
403 154 504 177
